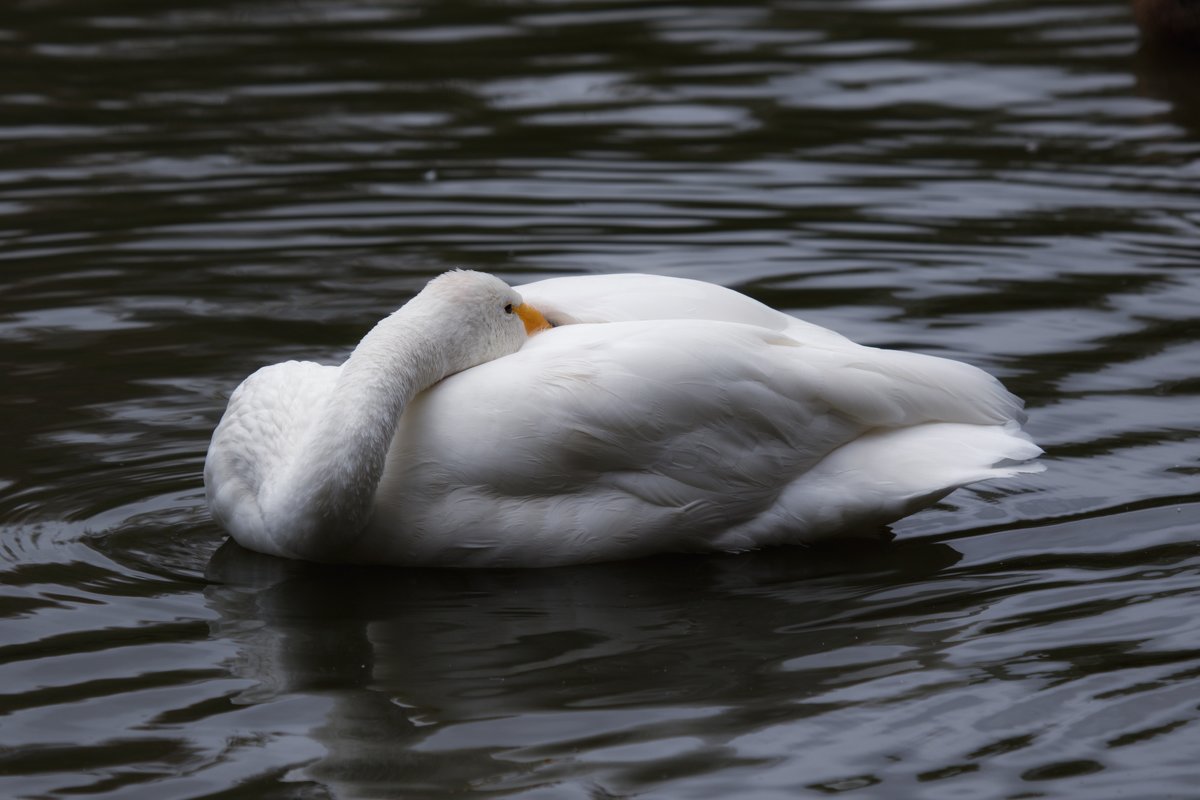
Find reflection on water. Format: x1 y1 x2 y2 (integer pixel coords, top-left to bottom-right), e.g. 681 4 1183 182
1 0 1199 797
202 539 962 796
194 511 1199 799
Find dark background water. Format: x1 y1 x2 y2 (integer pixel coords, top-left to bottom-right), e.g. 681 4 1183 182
2 0 1199 797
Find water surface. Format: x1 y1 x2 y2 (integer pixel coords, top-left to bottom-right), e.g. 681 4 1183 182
2 0 1199 798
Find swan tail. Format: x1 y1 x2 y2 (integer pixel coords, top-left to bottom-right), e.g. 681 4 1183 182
715 421 1043 550
803 420 1043 535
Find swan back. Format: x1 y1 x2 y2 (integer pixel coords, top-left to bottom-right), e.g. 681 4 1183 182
517 273 853 346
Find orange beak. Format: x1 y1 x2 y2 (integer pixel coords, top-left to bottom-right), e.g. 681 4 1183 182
516 303 552 335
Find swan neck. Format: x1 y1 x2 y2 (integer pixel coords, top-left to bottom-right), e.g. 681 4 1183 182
276 308 450 557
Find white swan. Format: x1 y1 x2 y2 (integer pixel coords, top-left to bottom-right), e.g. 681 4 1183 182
205 270 1042 567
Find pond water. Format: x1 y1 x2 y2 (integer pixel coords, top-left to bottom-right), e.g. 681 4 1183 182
2 0 1199 797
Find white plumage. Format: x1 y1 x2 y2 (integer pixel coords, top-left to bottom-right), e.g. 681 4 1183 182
205 271 1042 567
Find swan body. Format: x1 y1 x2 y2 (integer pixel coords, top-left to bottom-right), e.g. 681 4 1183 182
205 271 1041 567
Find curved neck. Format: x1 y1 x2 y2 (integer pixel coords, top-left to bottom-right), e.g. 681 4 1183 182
266 306 451 559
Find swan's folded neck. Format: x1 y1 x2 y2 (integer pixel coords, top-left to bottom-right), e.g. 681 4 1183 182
262 307 450 558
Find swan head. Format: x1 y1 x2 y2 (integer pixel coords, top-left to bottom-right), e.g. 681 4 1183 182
415 269 551 374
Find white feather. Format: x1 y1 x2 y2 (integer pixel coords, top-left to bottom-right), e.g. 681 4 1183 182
205 272 1042 567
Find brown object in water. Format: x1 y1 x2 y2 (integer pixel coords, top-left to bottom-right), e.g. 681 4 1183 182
1132 0 1200 50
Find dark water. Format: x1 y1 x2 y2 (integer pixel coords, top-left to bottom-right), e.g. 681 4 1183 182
2 0 1199 797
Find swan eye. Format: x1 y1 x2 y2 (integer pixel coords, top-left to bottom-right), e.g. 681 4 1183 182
504 303 514 314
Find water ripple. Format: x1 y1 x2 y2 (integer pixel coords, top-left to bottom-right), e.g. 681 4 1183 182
1 0 1198 797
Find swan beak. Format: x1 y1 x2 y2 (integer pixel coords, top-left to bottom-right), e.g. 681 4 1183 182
516 303 552 335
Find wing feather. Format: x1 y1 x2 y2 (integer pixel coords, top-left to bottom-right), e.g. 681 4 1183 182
357 317 1020 565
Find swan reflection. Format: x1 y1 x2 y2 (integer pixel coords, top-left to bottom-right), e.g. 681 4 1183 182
203 538 961 795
